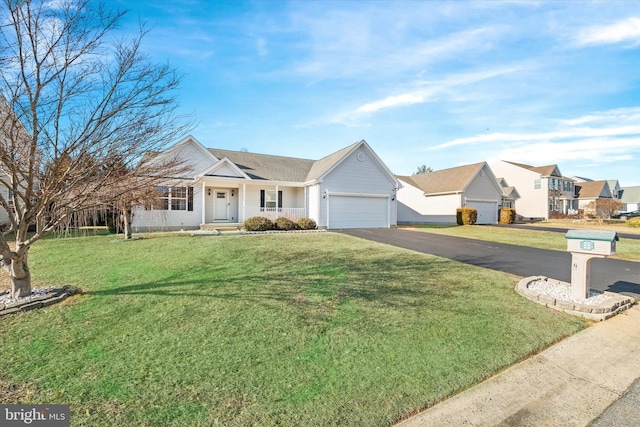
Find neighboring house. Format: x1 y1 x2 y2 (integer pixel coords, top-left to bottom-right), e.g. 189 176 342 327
574 177 622 200
131 136 399 231
620 186 640 212
491 161 576 220
396 162 504 224
496 177 521 209
607 180 622 199
574 180 614 216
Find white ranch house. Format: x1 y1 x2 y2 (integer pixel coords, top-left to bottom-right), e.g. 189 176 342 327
132 137 399 231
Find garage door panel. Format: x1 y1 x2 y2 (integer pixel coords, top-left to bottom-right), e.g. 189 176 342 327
467 201 497 224
329 196 388 229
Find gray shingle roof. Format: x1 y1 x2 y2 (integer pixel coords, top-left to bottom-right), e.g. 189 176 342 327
207 140 362 182
621 186 640 203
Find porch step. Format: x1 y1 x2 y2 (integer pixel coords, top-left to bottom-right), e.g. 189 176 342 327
200 223 243 232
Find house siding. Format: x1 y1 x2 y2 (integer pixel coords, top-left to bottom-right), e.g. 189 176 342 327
397 180 461 223
491 161 549 219
464 170 501 202
210 163 242 178
132 184 203 231
318 147 396 228
172 140 217 175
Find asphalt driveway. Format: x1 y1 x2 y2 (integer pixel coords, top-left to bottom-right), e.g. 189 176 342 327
339 228 640 298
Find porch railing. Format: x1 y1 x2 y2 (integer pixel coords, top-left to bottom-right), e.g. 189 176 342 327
244 207 306 221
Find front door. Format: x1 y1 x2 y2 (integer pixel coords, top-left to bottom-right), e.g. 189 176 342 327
214 191 228 221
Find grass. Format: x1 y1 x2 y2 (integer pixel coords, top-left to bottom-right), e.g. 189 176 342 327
0 233 586 426
402 224 640 262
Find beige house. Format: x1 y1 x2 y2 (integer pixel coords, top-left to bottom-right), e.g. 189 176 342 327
396 162 504 224
491 161 576 220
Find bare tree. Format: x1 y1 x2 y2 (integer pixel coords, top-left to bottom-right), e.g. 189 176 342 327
584 198 623 221
0 0 192 298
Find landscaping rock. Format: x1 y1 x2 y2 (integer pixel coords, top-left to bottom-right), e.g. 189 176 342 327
0 286 82 317
516 276 634 321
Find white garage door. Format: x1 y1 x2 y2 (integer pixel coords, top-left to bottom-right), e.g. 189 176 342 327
328 195 389 229
467 201 498 224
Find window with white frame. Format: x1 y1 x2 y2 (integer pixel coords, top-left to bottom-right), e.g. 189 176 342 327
534 179 541 189
155 186 193 211
260 190 282 211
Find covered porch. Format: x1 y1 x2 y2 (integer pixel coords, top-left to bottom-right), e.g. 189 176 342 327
199 179 307 225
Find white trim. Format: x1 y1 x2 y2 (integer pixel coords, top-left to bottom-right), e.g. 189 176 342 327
424 191 463 197
328 191 389 198
200 157 252 180
465 197 500 203
242 183 246 222
201 180 206 224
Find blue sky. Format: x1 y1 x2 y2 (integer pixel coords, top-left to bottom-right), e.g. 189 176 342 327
116 0 640 186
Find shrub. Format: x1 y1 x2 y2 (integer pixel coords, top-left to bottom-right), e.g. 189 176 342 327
243 216 273 231
456 208 477 225
499 208 516 224
297 217 317 230
627 217 640 228
274 217 298 231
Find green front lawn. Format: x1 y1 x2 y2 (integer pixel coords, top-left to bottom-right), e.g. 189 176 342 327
0 233 586 426
403 224 640 262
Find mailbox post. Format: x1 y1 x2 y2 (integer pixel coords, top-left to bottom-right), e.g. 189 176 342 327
565 230 618 300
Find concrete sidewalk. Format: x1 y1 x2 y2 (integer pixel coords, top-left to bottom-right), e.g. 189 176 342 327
397 304 640 427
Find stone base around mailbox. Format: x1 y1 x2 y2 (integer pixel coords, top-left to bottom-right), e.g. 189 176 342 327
516 276 635 321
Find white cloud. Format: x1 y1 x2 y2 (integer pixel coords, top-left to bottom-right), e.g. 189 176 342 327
575 17 640 47
490 138 639 166
288 4 506 80
333 65 523 123
356 93 426 114
558 107 640 126
430 125 640 150
430 107 640 172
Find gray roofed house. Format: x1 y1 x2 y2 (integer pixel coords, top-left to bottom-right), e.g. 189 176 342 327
620 186 640 211
132 136 399 231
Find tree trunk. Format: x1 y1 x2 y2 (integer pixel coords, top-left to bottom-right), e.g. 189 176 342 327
5 253 32 299
123 206 133 240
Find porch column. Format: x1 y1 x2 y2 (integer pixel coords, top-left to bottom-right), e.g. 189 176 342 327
242 183 246 222
201 181 206 224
